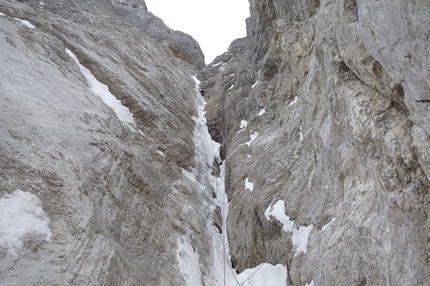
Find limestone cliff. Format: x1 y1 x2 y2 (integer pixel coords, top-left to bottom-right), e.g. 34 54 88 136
0 0 215 285
199 0 430 285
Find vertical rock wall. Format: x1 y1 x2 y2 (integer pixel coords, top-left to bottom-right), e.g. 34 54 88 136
199 0 430 285
0 0 212 285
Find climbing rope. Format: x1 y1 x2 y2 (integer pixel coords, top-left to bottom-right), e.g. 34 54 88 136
202 88 264 286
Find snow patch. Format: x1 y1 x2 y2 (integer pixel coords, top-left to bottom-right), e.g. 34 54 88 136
265 200 313 256
243 131 258 146
228 84 235 91
66 48 136 130
0 189 52 254
252 69 261 89
177 236 203 285
230 73 235 77
305 280 315 286
258 108 266 116
13 18 36 28
212 62 223 67
238 119 248 133
0 13 5 16
245 177 254 192
288 96 298 106
235 263 288 286
299 125 303 142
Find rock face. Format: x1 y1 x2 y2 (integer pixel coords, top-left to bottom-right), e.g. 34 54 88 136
198 0 430 285
0 0 215 285
2 0 430 285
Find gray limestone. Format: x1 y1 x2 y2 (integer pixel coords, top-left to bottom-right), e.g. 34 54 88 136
198 0 430 285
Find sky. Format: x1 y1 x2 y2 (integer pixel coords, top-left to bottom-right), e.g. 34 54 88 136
144 0 250 64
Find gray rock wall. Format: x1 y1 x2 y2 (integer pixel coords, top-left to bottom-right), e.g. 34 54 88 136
0 0 210 285
198 0 430 285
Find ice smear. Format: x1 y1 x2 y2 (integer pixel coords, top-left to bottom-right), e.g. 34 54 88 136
265 200 313 256
13 18 36 28
288 96 298 106
66 48 136 130
258 108 266 116
243 131 259 146
245 177 254 192
0 189 52 254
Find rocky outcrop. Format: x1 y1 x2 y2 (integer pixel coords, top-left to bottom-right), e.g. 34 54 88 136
0 0 213 285
198 0 430 285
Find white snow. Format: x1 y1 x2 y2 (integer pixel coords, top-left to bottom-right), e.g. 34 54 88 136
230 73 235 77
305 280 315 286
0 189 52 254
251 70 261 89
0 13 5 16
228 84 235 91
13 18 36 29
265 200 313 256
177 236 203 285
321 217 336 231
299 125 303 142
212 62 223 67
288 96 298 106
66 48 136 130
243 131 259 146
235 263 288 286
190 76 290 285
245 177 254 192
258 108 266 116
240 120 248 130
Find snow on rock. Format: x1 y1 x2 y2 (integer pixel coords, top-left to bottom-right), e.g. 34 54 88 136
0 189 52 254
245 177 254 192
228 84 235 91
65 48 136 130
299 125 303 142
258 108 266 116
252 69 261 89
234 263 288 286
265 200 313 256
212 62 223 67
13 18 36 28
240 120 248 130
288 96 298 106
243 131 259 146
176 236 203 286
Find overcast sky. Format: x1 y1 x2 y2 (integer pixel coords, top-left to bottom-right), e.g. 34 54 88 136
144 0 250 64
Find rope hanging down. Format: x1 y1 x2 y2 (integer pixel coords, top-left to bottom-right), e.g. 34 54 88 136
204 90 264 286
